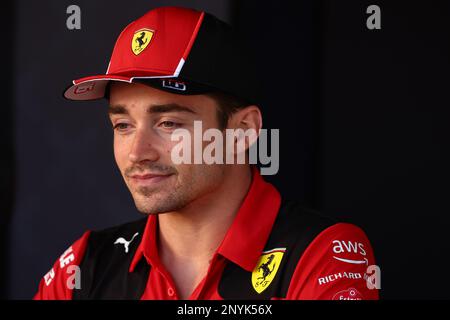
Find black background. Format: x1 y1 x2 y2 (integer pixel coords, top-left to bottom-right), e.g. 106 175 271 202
3 0 450 299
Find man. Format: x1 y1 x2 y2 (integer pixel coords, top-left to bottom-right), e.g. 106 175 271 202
34 6 379 300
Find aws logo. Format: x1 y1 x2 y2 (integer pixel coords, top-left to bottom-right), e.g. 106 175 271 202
251 248 285 294
332 240 368 265
132 28 154 55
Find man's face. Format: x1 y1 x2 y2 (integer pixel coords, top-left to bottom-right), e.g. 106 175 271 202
108 82 226 215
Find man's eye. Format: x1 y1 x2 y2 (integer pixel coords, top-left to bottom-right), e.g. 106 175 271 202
113 123 130 131
160 121 180 129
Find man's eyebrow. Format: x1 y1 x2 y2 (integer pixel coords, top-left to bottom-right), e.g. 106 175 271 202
107 103 197 115
148 103 197 115
108 105 129 115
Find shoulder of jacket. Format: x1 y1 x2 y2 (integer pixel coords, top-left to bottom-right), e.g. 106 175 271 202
86 217 148 252
273 199 338 239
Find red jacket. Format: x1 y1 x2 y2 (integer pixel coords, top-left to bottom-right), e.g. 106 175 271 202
34 167 379 300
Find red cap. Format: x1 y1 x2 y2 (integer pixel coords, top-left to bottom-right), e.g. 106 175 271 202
64 7 204 100
64 6 259 104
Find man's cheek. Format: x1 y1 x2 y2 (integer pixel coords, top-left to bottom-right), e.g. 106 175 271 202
113 142 129 172
166 139 186 164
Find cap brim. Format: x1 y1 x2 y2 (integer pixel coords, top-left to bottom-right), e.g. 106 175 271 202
63 75 134 101
64 74 217 101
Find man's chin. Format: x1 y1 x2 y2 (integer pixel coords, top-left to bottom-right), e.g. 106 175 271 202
134 204 179 215
133 194 162 215
134 203 164 215
132 193 182 215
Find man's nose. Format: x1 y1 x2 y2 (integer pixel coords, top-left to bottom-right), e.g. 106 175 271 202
128 127 159 163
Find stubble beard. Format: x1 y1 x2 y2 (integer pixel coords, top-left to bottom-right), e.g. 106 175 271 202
132 179 192 214
129 165 225 215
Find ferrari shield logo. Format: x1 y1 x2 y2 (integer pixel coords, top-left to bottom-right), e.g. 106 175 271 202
132 29 154 55
251 248 285 294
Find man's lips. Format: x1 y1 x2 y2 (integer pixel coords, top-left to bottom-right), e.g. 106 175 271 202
131 173 170 179
128 173 174 185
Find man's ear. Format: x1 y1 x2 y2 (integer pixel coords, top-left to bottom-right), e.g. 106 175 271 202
229 105 262 151
230 105 262 130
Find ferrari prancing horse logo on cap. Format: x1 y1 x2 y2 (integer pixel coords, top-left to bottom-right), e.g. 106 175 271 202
132 28 154 55
251 248 285 294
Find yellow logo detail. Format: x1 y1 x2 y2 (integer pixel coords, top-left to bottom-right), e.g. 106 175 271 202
132 29 154 55
251 248 285 294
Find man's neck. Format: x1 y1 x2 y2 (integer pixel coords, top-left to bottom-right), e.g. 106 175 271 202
156 165 253 298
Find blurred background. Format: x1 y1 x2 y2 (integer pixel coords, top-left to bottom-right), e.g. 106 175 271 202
2 0 450 299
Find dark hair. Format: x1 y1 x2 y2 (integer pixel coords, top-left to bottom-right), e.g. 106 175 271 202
205 91 252 130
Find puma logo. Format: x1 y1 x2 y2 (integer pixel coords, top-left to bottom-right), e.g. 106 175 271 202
114 232 139 253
